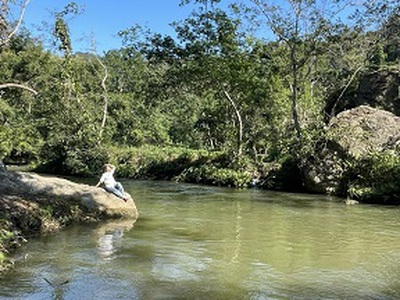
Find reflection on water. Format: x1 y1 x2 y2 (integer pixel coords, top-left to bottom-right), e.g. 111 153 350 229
96 219 135 261
1 180 400 299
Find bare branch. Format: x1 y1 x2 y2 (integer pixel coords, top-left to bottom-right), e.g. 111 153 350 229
224 90 243 157
96 55 109 129
329 66 363 118
0 83 38 95
90 36 109 136
252 0 290 44
0 0 32 47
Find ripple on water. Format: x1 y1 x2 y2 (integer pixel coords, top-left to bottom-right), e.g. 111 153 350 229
2 180 400 299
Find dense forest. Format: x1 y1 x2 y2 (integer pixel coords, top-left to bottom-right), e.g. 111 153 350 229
1 0 400 201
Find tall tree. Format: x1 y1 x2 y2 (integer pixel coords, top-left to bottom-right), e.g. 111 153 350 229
241 0 346 141
0 0 37 95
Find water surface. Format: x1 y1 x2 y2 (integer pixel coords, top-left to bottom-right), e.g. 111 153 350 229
1 180 400 299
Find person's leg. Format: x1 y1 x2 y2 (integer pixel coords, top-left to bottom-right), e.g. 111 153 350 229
105 185 124 199
115 182 128 200
115 182 125 194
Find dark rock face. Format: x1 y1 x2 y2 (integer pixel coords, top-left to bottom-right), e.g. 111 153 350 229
357 70 400 115
0 171 139 219
302 140 348 195
303 106 400 196
325 69 400 118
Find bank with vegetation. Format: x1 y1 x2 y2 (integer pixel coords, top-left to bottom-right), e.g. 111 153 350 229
1 0 400 270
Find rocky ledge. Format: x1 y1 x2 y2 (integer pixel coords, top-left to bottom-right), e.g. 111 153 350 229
0 170 139 271
0 171 139 219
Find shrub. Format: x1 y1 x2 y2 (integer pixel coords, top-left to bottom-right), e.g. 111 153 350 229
345 150 400 203
102 145 254 188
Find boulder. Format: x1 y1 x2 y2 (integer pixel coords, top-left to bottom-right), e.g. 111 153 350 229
328 105 400 157
0 171 139 219
301 140 348 195
303 105 400 195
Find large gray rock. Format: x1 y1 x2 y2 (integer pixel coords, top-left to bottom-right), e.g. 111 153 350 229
303 105 400 195
302 140 347 194
0 171 139 219
328 105 400 157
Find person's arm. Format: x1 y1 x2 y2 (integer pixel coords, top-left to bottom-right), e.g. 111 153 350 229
95 173 105 187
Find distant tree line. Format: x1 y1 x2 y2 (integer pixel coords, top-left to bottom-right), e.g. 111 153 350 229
0 0 399 185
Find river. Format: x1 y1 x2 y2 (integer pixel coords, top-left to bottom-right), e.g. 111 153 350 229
1 179 400 299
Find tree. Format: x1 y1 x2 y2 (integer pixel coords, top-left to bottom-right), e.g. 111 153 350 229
241 0 344 141
0 0 37 95
179 0 222 11
0 0 31 47
383 12 400 62
0 32 49 163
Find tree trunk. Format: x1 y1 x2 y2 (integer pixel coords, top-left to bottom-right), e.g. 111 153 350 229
92 54 109 138
224 90 243 157
290 44 302 140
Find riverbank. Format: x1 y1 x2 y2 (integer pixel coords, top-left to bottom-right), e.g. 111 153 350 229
0 170 139 273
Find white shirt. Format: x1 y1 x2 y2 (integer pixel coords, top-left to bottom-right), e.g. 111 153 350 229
99 170 117 188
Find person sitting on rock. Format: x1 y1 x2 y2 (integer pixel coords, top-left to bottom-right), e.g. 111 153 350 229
95 164 128 201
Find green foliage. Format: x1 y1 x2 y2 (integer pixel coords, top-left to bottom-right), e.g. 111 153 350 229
369 43 387 69
1 0 400 197
105 145 217 178
95 145 253 187
0 217 16 271
383 12 400 62
42 205 53 219
346 151 400 202
37 141 109 176
0 229 14 246
52 2 81 55
0 228 13 263
178 165 253 188
0 124 43 163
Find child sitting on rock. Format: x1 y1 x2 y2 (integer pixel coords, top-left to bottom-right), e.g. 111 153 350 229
95 164 128 201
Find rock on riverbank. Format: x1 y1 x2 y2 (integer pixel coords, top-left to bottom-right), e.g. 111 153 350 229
0 170 138 270
303 105 400 199
0 171 139 219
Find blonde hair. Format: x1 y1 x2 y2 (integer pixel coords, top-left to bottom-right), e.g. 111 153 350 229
103 163 114 172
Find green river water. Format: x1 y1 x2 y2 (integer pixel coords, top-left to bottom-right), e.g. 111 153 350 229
1 179 400 299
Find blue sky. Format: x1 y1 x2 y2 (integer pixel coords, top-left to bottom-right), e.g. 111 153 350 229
16 0 363 54
19 0 202 53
